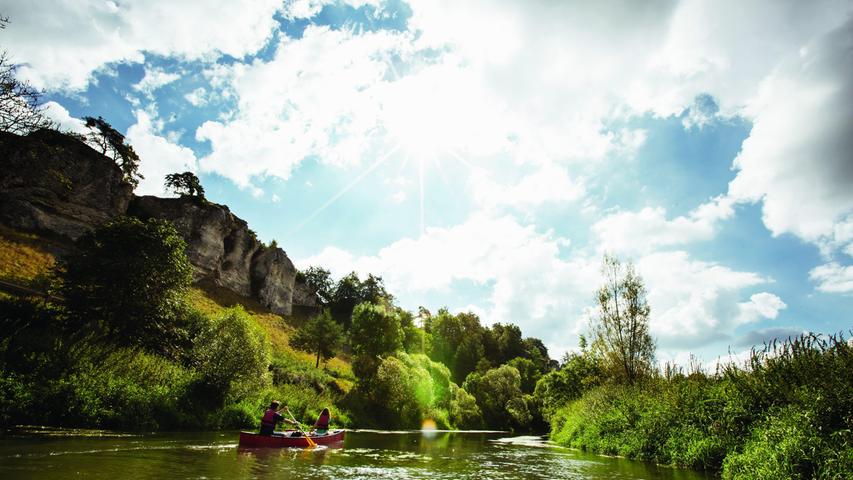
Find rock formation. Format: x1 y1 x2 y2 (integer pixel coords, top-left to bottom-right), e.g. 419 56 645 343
130 196 297 315
0 129 299 316
0 130 133 240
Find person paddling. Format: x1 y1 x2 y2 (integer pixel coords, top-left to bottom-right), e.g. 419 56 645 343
260 401 298 435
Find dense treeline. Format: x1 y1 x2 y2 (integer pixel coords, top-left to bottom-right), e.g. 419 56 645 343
294 266 556 431
0 216 555 433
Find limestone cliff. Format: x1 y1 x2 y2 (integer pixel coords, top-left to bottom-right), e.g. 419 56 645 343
0 130 133 240
0 129 299 316
129 196 297 315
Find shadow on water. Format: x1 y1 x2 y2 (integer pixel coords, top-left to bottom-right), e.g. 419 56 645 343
0 428 716 479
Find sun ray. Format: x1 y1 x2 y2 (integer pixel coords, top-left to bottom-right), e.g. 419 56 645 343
289 143 401 235
419 156 425 236
430 154 451 189
448 150 476 171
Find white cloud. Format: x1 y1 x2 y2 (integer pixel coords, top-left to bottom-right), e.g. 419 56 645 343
281 0 381 20
1 0 282 90
126 110 198 196
592 196 735 255
638 251 772 348
298 214 600 356
196 26 404 187
298 214 772 357
133 67 181 98
809 262 853 294
41 101 88 135
469 164 586 209
736 292 787 324
184 87 208 107
728 19 853 258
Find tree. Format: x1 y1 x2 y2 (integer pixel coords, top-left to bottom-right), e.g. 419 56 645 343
59 216 193 353
192 306 270 405
591 254 656 384
330 272 364 328
362 273 392 304
0 17 54 135
165 171 205 199
297 266 334 304
83 116 142 187
463 364 530 430
350 302 403 379
289 310 344 368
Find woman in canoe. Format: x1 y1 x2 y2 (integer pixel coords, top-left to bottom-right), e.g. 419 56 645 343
312 407 331 435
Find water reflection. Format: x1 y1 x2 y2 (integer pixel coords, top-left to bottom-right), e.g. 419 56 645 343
0 429 715 480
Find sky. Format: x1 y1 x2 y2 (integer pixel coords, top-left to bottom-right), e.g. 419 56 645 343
2 0 852 367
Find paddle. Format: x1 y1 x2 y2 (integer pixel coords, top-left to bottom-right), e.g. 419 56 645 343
284 406 317 448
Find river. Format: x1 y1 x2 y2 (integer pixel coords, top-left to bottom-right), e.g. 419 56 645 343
0 427 715 479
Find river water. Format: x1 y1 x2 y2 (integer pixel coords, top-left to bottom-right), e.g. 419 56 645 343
0 428 715 479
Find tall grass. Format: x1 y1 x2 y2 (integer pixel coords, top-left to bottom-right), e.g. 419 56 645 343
550 333 853 478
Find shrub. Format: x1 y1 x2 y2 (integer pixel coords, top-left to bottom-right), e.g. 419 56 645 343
191 306 270 406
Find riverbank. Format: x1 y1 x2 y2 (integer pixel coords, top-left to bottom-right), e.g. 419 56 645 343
549 333 853 479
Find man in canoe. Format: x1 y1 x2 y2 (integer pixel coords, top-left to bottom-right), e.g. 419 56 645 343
259 401 299 435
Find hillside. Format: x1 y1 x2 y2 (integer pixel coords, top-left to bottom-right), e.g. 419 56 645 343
0 224 354 428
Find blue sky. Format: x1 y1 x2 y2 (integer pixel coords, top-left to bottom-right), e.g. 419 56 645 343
2 0 852 365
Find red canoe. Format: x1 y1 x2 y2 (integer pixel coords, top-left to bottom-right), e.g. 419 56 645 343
238 429 346 448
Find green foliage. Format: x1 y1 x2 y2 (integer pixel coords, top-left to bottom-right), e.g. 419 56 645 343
463 364 531 430
59 216 193 355
83 116 142 187
534 349 603 420
297 266 334 304
449 383 484 429
401 309 428 354
591 254 655 384
289 309 344 368
191 306 271 406
507 357 541 394
549 333 853 477
355 352 462 429
329 272 392 328
165 171 205 199
350 302 403 378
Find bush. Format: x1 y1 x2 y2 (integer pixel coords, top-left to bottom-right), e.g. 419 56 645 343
191 306 270 406
549 333 853 476
463 364 531 431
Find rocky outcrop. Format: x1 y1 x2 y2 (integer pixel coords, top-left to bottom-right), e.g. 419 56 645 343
292 279 321 308
252 247 298 315
0 130 300 316
0 130 133 240
129 196 297 315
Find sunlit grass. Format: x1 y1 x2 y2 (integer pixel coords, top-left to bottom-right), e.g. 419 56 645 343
0 225 56 285
187 283 353 381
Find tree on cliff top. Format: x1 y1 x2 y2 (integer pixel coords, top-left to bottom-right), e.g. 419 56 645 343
0 17 54 135
83 116 142 187
591 254 655 384
165 171 205 199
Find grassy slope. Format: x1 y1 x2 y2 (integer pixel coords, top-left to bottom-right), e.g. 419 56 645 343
188 282 354 385
0 225 56 286
0 225 354 387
